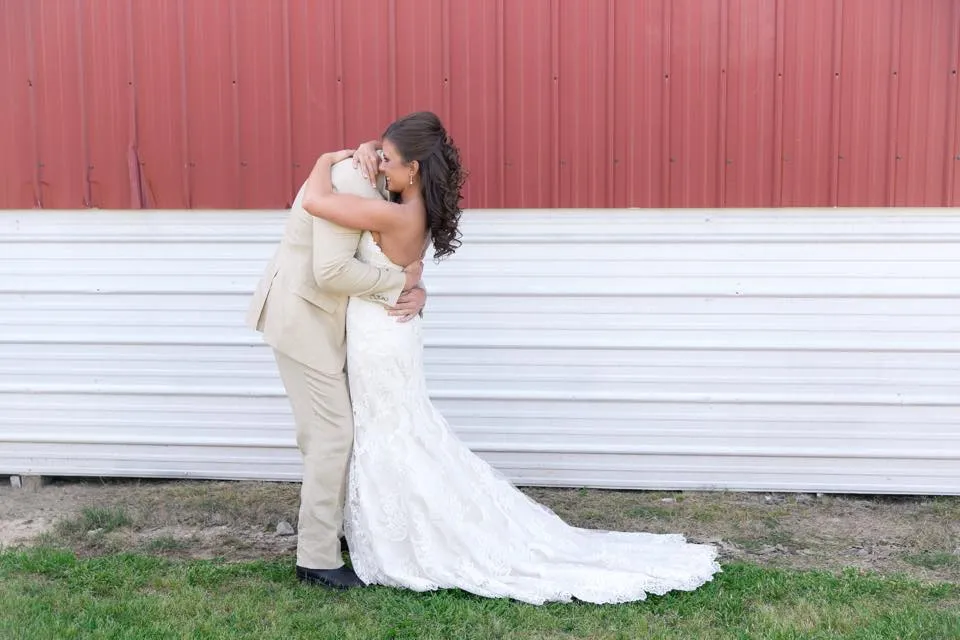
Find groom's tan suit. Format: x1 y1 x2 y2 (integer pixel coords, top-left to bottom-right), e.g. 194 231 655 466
246 161 405 569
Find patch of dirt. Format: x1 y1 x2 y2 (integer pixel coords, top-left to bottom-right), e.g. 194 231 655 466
1 476 957 582
0 517 54 546
0 477 300 561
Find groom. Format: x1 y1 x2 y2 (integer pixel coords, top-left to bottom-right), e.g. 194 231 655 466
246 156 426 589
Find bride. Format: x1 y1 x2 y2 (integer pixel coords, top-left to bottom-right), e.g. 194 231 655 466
300 111 720 605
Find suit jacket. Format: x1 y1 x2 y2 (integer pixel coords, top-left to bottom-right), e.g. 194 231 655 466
245 160 406 374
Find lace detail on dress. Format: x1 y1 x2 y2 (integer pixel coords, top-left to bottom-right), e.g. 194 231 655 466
343 232 720 605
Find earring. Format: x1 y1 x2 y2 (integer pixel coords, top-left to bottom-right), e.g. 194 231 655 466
409 173 414 185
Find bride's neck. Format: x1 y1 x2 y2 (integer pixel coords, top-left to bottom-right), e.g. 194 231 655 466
399 183 421 204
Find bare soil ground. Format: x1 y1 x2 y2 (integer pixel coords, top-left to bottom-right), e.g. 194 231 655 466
1 476 957 583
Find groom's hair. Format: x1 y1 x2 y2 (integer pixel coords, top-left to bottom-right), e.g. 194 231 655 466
383 112 466 260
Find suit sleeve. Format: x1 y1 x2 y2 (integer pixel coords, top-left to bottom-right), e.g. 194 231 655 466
311 218 406 306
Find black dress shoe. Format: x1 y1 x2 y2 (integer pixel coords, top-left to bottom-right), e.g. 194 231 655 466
340 536 349 554
296 564 365 590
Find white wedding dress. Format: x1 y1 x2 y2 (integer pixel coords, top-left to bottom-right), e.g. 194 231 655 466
342 231 720 605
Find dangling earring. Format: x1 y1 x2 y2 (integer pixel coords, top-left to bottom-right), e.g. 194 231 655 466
409 172 414 185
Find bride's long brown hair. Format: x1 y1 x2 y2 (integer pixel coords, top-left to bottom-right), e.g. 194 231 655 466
383 112 466 260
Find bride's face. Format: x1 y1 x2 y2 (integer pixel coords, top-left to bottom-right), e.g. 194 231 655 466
379 138 414 194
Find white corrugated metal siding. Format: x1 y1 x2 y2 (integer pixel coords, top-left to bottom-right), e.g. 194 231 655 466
2 209 959 494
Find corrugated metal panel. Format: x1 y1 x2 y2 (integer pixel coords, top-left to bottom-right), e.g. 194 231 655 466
4 0 960 209
668 0 723 207
612 0 666 208
129 1 188 208
894 0 956 206
80 0 133 209
780 0 837 206
501 0 557 208
28 0 87 208
2 209 960 494
0 0 36 207
724 0 778 207
235 2 290 209
836 0 898 207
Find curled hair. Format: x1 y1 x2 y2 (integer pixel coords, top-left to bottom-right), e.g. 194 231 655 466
383 111 466 260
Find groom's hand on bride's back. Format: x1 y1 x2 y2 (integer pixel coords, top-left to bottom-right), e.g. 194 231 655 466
390 286 426 323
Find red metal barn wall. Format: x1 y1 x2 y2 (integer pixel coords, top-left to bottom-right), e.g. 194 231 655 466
1 0 959 210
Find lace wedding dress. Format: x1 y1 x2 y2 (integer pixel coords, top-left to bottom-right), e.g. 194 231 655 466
342 231 720 605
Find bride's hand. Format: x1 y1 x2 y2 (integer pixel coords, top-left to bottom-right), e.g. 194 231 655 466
321 149 355 165
352 141 380 186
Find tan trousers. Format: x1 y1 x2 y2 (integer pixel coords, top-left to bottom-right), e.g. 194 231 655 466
273 349 353 570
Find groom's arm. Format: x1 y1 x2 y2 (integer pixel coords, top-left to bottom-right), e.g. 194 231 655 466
311 219 408 305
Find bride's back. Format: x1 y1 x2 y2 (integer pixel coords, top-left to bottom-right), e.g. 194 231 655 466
370 200 428 268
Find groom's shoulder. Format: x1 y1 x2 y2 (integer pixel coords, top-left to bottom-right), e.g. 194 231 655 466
289 159 387 209
331 159 389 200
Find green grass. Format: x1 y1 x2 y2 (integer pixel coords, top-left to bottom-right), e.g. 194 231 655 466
625 506 674 520
141 535 191 553
904 551 960 572
1 549 957 640
53 507 132 538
